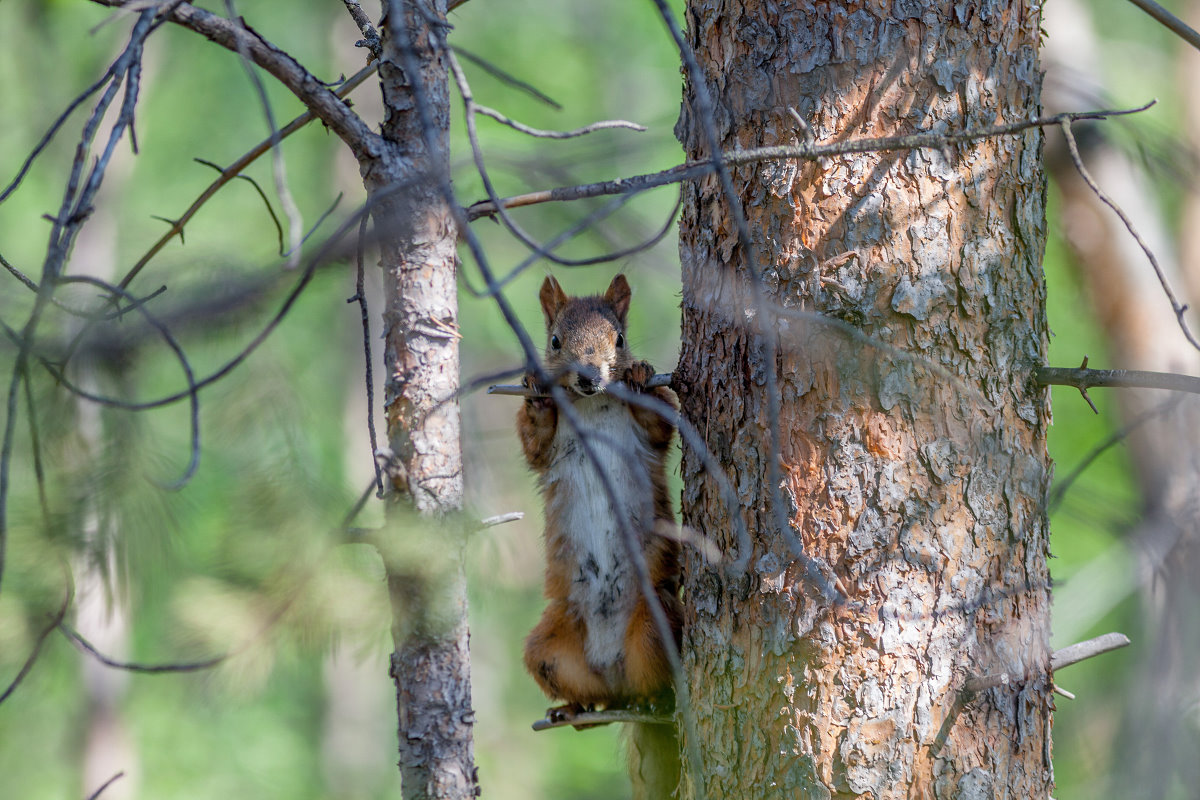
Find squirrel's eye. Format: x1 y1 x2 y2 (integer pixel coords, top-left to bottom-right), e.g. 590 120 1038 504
615 333 625 348
550 334 562 350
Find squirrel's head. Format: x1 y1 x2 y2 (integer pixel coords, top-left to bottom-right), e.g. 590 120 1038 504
539 274 633 397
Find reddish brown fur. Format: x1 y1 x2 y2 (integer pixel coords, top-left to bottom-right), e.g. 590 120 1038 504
518 275 681 711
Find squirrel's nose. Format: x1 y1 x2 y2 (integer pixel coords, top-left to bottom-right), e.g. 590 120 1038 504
575 366 603 394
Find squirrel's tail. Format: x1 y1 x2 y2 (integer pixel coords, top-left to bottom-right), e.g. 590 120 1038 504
629 721 681 800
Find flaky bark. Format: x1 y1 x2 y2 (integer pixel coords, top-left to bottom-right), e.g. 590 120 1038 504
675 2 1053 797
366 2 476 799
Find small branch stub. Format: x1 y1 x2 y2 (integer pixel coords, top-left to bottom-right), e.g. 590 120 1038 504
1049 631 1131 672
965 632 1131 693
1035 364 1200 397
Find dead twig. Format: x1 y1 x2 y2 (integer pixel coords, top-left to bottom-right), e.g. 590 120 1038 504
1 8 157 594
1035 364 1200 397
60 623 226 673
1125 0 1200 53
451 45 561 109
1049 394 1182 513
1050 632 1132 671
224 0 303 268
91 0 377 153
0 584 73 706
474 105 645 139
479 512 524 528
464 104 1156 221
117 61 377 291
1058 120 1200 354
486 372 674 396
532 706 672 731
84 772 126 800
965 632 1131 692
342 0 381 59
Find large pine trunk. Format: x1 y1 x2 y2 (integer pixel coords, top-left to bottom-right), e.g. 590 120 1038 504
674 2 1054 796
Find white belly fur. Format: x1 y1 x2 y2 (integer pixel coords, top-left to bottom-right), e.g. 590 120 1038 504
543 395 655 675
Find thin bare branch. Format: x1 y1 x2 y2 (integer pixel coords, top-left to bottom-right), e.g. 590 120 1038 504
474 105 645 139
445 46 655 270
451 45 561 109
58 274 202 490
194 158 283 253
26 185 414 420
1036 365 1200 396
1051 632 1132 671
0 71 114 206
3 249 167 319
478 512 523 528
117 61 377 290
84 772 126 800
1049 395 1182 513
342 0 381 59
0 584 72 706
462 186 681 300
1058 120 1200 353
350 212 383 497
1125 0 1200 52
90 1 378 155
223 0 303 268
965 632 1132 692
464 104 1156 221
60 622 225 673
2 8 157 594
532 707 672 731
487 372 673 396
20 361 50 528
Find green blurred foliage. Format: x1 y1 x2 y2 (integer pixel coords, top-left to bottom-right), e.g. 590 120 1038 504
0 0 1182 797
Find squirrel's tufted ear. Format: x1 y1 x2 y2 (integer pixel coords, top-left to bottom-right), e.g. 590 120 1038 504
604 274 631 325
539 275 568 326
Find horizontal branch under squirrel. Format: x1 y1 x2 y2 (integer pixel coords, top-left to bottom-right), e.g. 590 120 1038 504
489 366 1200 398
488 373 673 397
532 635 1132 730
531 707 674 732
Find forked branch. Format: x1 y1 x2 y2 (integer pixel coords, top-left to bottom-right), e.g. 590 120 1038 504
91 0 377 154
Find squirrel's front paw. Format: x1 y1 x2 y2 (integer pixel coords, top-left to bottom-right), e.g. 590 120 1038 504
523 372 554 410
623 361 656 392
546 703 586 723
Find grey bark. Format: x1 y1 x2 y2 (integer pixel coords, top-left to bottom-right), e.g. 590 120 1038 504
675 1 1053 797
365 2 476 798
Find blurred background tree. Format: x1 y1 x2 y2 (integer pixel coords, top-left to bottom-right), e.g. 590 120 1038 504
0 0 1196 798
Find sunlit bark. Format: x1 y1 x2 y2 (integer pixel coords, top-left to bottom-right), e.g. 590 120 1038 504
676 2 1053 796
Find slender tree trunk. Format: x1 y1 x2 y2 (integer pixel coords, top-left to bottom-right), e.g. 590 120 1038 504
675 2 1053 797
365 2 476 798
71 118 140 800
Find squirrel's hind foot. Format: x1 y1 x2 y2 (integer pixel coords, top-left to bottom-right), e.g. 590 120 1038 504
546 702 612 730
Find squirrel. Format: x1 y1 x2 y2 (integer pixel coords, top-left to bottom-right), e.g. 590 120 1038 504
518 274 682 799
